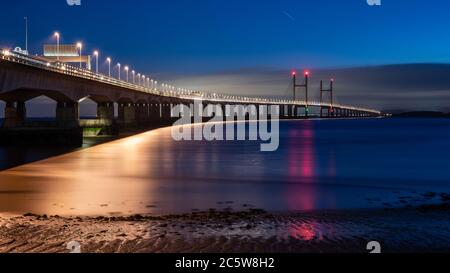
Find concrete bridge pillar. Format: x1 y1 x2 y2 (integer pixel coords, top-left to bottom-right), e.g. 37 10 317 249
280 105 286 118
97 102 114 121
136 103 150 125
118 103 136 125
287 105 293 118
148 103 161 122
56 101 79 128
161 103 172 124
3 101 26 128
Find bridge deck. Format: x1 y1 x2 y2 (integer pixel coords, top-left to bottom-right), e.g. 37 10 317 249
0 50 381 115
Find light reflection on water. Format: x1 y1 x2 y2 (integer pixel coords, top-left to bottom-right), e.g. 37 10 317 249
1 118 450 216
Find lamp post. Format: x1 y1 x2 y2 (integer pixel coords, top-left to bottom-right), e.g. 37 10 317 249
117 63 121 80
124 66 129 82
76 42 82 68
25 17 28 54
137 73 141 85
93 51 99 74
132 70 135 84
54 32 60 61
106 57 111 77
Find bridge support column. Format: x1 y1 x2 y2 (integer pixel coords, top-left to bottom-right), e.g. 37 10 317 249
3 101 26 128
136 103 150 125
56 101 79 128
97 102 114 121
284 105 289 119
118 103 136 125
148 103 161 123
161 103 172 124
289 105 296 119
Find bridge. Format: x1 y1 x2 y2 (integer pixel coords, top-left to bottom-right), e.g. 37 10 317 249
0 49 381 145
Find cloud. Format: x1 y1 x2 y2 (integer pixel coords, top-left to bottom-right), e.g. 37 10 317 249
166 64 450 113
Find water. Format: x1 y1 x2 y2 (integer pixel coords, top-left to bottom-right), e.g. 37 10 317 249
0 118 450 216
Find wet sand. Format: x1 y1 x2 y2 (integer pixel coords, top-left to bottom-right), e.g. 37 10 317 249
1 204 449 253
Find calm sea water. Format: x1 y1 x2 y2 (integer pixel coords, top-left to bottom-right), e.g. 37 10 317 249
0 118 449 216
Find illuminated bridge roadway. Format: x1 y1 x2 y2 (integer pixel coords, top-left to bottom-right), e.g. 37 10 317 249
0 50 381 145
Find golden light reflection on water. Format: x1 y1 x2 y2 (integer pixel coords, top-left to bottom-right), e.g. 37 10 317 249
0 123 272 217
1 120 414 217
0 129 172 216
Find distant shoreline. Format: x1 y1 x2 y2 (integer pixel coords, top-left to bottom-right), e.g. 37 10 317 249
392 111 450 118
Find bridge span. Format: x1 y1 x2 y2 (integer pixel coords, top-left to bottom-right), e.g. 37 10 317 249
0 50 381 145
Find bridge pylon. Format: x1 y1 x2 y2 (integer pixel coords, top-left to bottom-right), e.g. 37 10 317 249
320 79 334 118
292 71 310 118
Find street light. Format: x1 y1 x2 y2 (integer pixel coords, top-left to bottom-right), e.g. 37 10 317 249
117 63 121 80
137 73 141 85
124 66 129 82
142 75 146 87
93 51 99 74
132 70 135 84
106 57 111 77
54 32 60 61
76 42 83 68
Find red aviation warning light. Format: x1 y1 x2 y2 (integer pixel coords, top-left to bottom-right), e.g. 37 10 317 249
304 71 310 76
292 71 297 76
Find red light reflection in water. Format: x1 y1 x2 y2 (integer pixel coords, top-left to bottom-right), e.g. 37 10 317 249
289 223 318 241
286 122 316 211
288 123 315 180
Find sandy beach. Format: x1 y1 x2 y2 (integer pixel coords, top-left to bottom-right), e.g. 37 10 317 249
1 204 449 253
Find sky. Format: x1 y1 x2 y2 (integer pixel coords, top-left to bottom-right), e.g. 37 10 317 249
1 0 450 113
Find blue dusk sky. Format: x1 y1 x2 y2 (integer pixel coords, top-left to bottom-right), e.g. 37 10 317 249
1 0 450 113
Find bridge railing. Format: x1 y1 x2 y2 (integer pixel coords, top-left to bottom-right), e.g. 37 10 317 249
0 50 381 115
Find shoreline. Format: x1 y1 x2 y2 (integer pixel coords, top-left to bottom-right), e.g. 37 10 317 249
1 204 449 253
